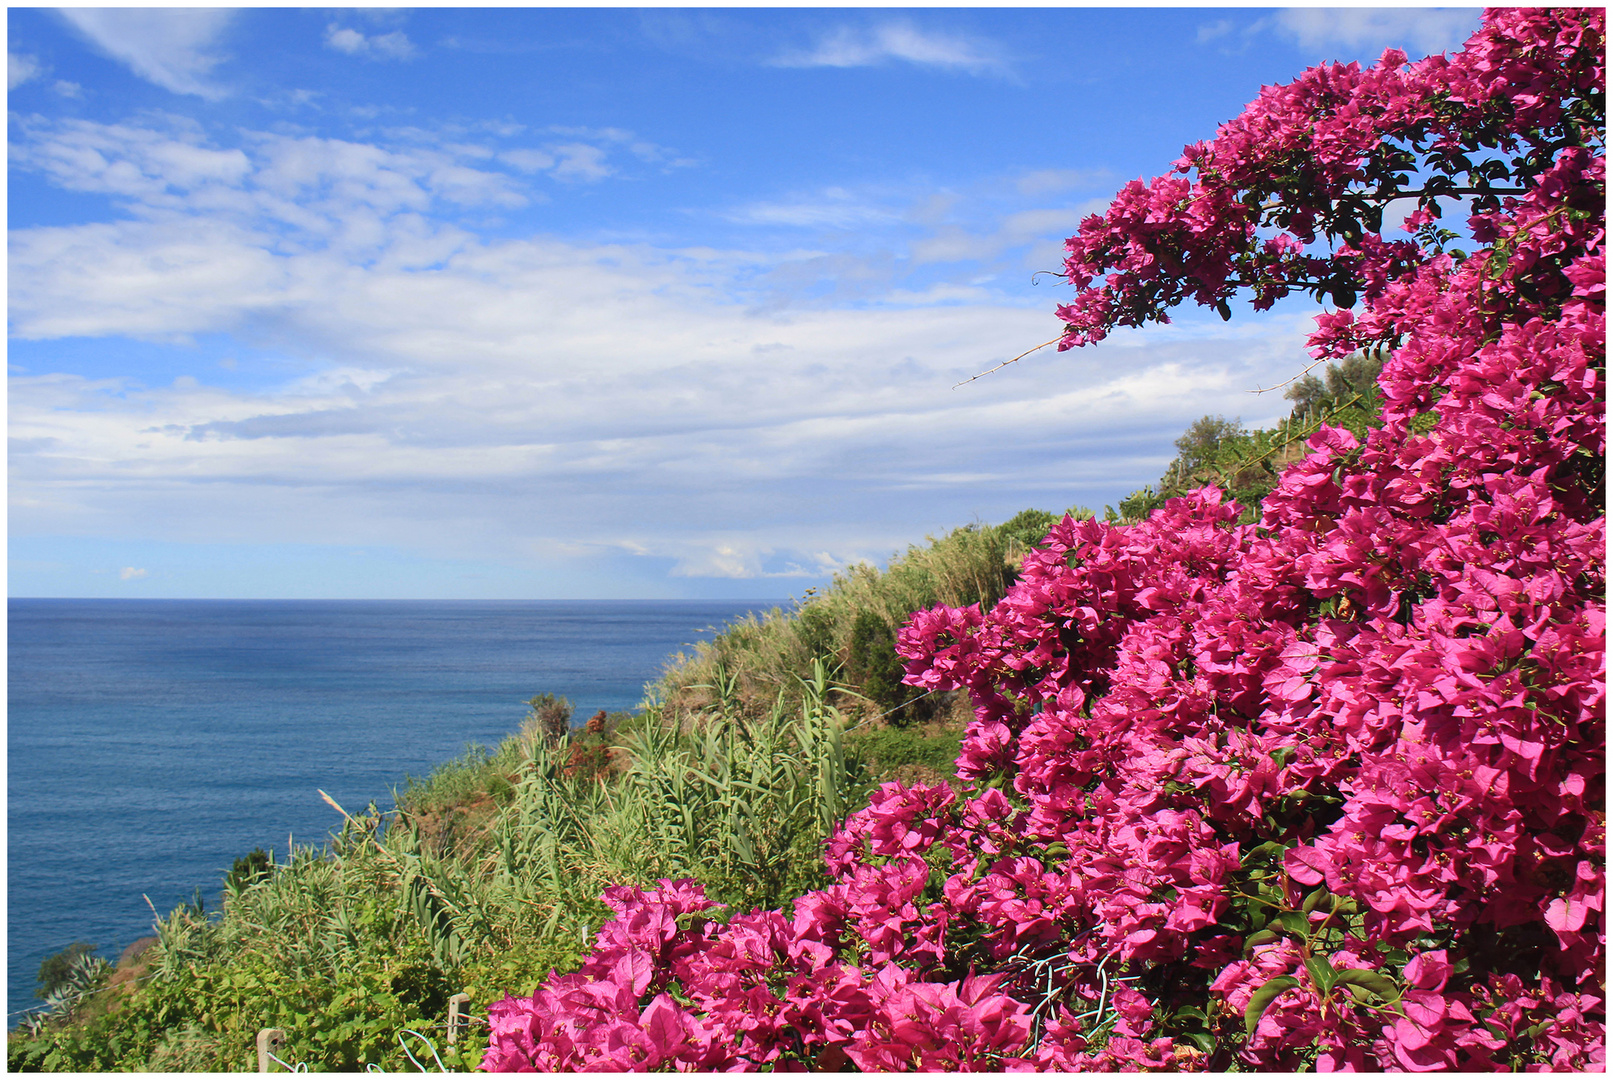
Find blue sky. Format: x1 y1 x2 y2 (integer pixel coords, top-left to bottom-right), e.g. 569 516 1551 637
8 7 1482 599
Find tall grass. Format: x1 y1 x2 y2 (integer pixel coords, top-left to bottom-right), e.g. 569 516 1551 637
10 670 866 1071
615 659 861 909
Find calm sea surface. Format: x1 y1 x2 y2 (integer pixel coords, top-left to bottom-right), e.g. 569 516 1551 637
6 598 780 1020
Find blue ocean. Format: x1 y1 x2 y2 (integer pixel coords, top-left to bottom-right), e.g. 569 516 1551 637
6 598 781 1021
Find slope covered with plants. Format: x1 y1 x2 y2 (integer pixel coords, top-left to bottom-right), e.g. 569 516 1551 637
485 9 1604 1071
7 675 864 1071
7 518 1055 1071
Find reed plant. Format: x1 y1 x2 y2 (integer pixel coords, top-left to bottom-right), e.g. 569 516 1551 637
615 658 863 909
10 662 866 1071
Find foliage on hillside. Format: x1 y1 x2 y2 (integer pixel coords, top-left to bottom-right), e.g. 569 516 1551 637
6 675 866 1071
8 502 1093 1071
652 509 1091 726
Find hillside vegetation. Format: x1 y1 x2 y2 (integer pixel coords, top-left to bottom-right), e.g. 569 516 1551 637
7 503 1095 1072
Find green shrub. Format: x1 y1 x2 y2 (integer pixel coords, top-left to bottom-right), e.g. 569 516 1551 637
34 943 101 1001
653 514 1075 722
523 693 573 747
847 610 913 721
850 724 966 786
1114 352 1389 524
223 848 272 894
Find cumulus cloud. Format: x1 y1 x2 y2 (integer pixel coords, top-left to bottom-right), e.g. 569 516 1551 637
120 567 148 580
10 51 43 89
6 113 677 257
1272 8 1481 58
772 21 1013 78
324 23 418 61
57 8 235 98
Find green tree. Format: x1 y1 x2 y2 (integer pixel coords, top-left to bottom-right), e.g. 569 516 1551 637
1172 414 1246 475
1284 349 1385 421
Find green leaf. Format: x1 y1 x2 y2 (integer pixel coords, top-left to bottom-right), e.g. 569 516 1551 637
1304 955 1338 995
1277 909 1310 936
1243 928 1280 955
1301 886 1329 914
1333 968 1402 1007
1244 976 1299 1037
1241 840 1287 866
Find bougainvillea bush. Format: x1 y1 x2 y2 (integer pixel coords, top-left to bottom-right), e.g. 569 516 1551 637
486 9 1604 1070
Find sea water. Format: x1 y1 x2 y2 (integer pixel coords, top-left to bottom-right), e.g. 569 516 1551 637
7 598 781 1020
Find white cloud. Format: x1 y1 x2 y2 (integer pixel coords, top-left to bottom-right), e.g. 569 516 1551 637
9 211 1316 576
10 116 682 267
326 26 367 54
726 188 897 229
545 125 691 168
672 543 760 579
1015 169 1105 198
324 23 418 61
772 21 1013 78
8 115 539 241
54 80 85 99
499 148 556 173
9 115 1321 586
58 8 235 99
911 201 1104 265
549 143 612 182
9 52 42 89
120 567 148 580
1273 8 1481 58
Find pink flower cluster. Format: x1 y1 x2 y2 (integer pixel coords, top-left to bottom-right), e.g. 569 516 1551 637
484 871 1037 1071
486 9 1602 1070
1055 7 1605 346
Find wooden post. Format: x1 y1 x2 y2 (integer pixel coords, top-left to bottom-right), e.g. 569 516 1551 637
257 1028 286 1072
447 993 471 1045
